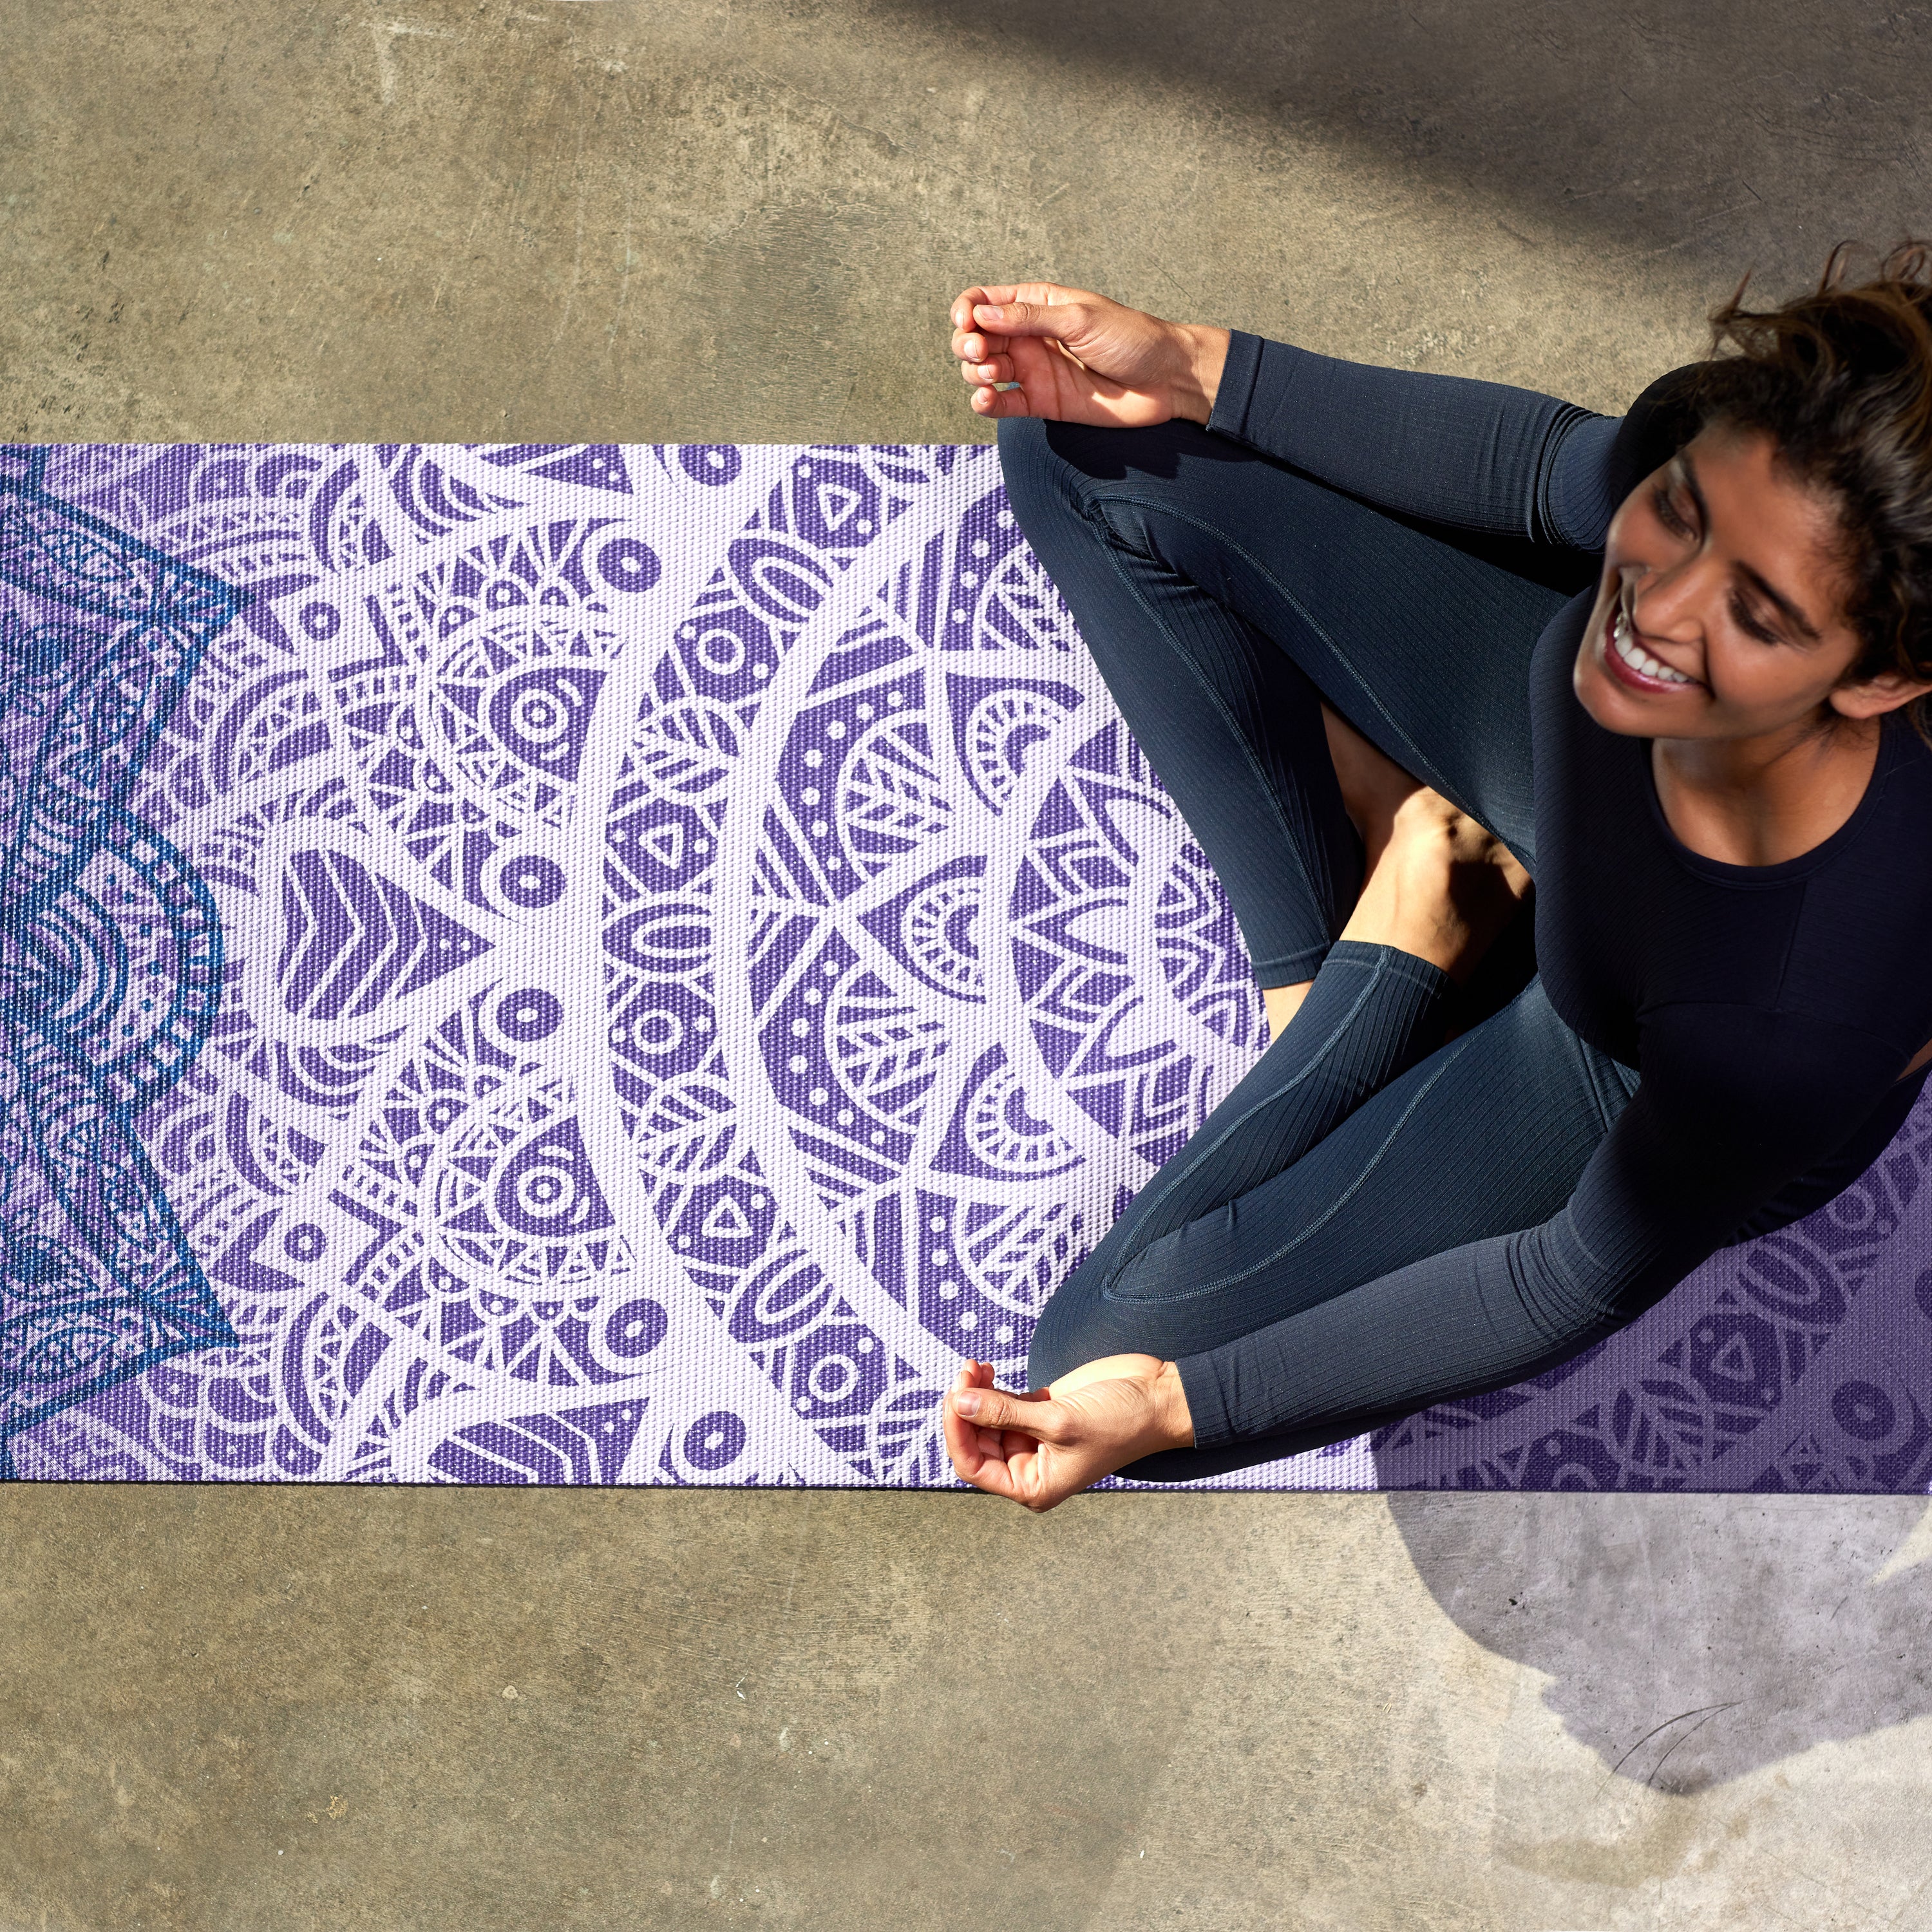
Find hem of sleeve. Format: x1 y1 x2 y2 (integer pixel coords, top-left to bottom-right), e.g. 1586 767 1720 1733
1535 408 1620 549
1206 330 1267 444
1173 1350 1236 1448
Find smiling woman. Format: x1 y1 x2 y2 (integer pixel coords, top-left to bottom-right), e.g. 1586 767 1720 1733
938 244 1932 1510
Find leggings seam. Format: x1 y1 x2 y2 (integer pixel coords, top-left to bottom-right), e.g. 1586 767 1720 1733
1110 949 1427 1257
1101 1021 1479 1305
1073 486 1468 828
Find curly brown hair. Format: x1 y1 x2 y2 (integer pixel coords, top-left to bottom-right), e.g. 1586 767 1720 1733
1689 242 1932 737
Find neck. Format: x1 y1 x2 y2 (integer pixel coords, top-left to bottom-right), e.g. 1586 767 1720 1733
1652 711 1882 867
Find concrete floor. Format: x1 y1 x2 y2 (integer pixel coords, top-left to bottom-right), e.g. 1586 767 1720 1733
5 1 1932 1924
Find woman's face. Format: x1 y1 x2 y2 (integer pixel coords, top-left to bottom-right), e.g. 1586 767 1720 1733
1573 419 1920 741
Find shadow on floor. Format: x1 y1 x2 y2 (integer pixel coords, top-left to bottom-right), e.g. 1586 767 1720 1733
884 0 1932 290
1388 1490 1932 1791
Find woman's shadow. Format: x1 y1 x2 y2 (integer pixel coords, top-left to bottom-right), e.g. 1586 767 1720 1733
1386 1488 1932 1793
1350 974 1932 1792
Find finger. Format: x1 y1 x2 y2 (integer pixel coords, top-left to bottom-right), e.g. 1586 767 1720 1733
957 354 1014 386
943 1370 989 1476
943 1361 1018 1473
951 327 1012 365
943 1394 1030 1499
967 384 1038 419
951 1385 1068 1443
956 1446 1030 1503
971 299 1084 341
951 283 1025 328
952 330 1006 365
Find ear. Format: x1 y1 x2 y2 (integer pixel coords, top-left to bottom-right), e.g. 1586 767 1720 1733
1827 667 1932 721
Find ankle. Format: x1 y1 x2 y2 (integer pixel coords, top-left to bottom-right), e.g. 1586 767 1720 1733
1262 980 1314 1042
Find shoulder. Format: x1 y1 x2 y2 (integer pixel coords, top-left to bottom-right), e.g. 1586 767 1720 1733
1779 717 1932 1026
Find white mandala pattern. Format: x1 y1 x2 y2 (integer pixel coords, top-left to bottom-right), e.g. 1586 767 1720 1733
8 439 1931 1492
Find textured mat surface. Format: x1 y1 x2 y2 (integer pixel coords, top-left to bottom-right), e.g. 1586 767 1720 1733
3 440 1927 1490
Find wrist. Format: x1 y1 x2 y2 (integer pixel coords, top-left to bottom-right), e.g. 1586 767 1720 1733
1166 323 1229 426
1151 1359 1197 1450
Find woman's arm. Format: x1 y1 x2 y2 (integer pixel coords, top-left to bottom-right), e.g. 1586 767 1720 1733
1175 1007 1906 1451
951 281 1634 545
1209 332 1620 546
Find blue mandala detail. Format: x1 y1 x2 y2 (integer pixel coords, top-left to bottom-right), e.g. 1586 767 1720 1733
0 446 238 1473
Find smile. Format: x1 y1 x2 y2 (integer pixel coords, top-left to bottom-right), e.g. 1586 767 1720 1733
1607 605 1698 692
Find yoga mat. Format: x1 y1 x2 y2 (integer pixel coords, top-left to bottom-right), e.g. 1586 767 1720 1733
3 440 1927 1491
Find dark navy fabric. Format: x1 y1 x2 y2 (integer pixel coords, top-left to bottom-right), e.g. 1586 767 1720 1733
999 335 1932 1478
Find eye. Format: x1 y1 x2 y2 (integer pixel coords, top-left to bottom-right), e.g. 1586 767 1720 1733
1728 591 1781 645
1651 480 1694 536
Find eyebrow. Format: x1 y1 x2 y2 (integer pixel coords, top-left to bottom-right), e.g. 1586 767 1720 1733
1675 452 1824 642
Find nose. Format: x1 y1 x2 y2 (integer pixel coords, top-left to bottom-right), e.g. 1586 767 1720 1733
1628 547 1721 643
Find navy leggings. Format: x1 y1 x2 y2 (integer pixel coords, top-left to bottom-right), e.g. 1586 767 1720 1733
1000 413 1642 1481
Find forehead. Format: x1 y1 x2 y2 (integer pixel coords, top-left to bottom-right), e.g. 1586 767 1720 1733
1680 420 1852 601
1685 427 1847 556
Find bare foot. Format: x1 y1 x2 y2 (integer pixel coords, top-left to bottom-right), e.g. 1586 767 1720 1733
1262 710 1527 1041
1337 786 1530 984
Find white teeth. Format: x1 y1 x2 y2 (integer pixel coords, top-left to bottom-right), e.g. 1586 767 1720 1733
1612 609 1693 687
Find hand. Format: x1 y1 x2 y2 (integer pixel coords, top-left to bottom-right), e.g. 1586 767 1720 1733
949 283 1230 428
941 1352 1196 1511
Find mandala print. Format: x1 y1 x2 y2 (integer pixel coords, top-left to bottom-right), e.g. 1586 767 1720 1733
6 439 1931 1491
0 448 238 1478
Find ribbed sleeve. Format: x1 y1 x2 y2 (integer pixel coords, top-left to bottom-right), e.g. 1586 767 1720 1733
1207 331 1619 548
1175 1006 1911 1449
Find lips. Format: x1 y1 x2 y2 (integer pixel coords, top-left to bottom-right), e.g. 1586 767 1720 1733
1603 603 1700 695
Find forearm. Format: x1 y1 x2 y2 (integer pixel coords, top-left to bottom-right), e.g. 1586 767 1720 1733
1205 330 1617 544
1173 1214 1647 1449
1170 1057 1871 1449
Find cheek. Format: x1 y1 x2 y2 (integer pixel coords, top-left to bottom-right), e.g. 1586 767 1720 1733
1705 639 1833 714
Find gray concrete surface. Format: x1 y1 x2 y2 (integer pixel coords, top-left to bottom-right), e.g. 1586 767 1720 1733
5 1 1932 1925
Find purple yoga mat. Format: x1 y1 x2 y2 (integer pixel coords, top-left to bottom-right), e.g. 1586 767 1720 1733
2 440 1926 1490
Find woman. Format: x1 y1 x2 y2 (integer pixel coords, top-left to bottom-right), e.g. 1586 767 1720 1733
938 244 1932 1510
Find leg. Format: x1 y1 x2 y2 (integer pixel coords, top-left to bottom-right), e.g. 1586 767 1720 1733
1262 706 1414 1038
1000 415 1367 992
1027 792 1578 1389
998 413 1595 889
1028 973 1636 1481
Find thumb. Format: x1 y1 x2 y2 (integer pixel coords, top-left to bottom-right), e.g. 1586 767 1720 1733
972 299 1086 341
952 1385 1070 1442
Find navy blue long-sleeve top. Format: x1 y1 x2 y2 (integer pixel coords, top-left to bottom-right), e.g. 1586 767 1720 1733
1173 332 1932 1448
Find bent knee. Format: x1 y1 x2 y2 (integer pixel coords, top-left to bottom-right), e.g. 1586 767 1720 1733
995 415 1082 538
1025 1271 1101 1390
1026 1272 1171 1390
